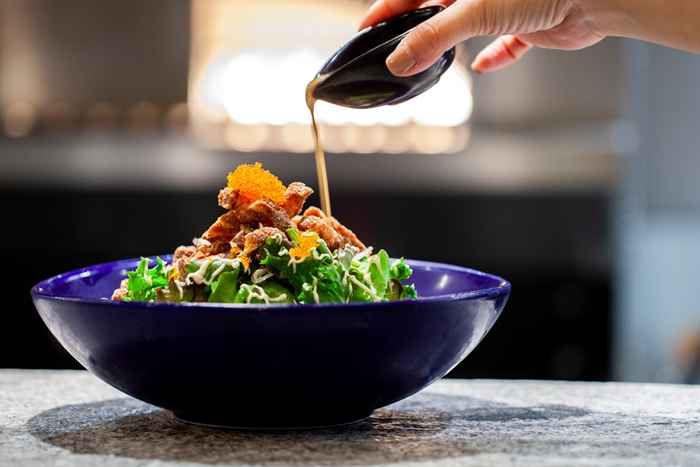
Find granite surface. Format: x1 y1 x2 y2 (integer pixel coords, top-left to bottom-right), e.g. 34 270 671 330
1 370 700 467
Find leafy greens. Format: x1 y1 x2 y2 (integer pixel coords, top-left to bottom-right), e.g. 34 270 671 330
123 231 417 305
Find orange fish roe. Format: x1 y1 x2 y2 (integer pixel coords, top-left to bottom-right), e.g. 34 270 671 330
229 244 242 257
238 254 251 271
289 231 320 260
226 162 286 204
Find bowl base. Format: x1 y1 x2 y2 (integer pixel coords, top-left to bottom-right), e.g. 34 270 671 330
172 410 373 431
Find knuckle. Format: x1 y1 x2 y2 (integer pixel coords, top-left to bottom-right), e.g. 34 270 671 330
473 0 498 36
411 21 442 56
478 7 494 36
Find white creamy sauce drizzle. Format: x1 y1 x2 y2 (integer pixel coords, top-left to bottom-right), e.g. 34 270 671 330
192 237 211 247
209 261 228 282
268 294 289 303
251 268 274 284
312 249 332 261
243 284 288 304
353 247 373 261
348 274 379 301
287 256 301 273
270 232 286 243
311 277 321 303
342 271 353 302
369 254 382 270
174 280 184 299
186 260 210 285
173 257 241 298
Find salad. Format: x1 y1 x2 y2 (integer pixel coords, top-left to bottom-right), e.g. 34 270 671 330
112 163 417 304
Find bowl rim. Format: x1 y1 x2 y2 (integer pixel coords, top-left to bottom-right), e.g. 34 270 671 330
31 256 511 311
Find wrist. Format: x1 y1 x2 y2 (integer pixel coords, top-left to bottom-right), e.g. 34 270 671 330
574 0 637 39
579 0 700 52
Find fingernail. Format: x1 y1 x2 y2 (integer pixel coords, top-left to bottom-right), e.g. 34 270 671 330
386 45 416 76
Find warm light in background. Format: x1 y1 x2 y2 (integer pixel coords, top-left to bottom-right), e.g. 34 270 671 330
2 101 37 138
189 0 472 154
198 48 472 128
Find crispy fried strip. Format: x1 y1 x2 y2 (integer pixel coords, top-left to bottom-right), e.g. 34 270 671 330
219 181 312 216
301 206 324 218
202 211 240 244
242 227 288 255
294 206 365 250
173 245 196 277
283 182 314 217
217 187 242 210
111 279 129 301
328 216 365 250
297 215 346 251
236 199 293 231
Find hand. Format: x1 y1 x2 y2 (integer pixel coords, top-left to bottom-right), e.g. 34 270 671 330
359 0 700 76
359 0 605 75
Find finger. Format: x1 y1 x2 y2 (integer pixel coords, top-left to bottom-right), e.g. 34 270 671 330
470 35 533 73
357 0 455 31
386 1 471 76
358 0 423 31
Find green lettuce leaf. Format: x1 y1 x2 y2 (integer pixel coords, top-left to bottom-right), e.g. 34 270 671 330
123 257 169 302
390 258 413 281
296 263 347 304
235 281 294 304
208 270 239 303
369 249 391 298
400 283 418 300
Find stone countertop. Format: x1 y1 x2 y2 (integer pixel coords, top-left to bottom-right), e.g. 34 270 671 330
1 370 699 467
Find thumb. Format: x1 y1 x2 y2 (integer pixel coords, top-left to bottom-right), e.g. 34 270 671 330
386 1 474 76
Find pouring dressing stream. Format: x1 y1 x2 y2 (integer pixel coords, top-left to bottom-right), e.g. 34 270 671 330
305 77 332 217
304 7 454 219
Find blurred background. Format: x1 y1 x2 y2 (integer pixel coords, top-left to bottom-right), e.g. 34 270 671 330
1 0 699 384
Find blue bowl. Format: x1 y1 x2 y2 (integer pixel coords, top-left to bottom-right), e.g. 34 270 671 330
31 256 510 429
